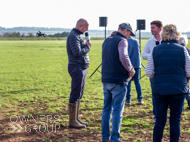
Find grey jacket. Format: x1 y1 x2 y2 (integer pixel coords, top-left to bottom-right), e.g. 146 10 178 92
66 28 90 69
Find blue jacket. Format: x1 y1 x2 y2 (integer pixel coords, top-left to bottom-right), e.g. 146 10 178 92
128 37 141 68
101 32 129 86
66 28 90 69
152 40 188 95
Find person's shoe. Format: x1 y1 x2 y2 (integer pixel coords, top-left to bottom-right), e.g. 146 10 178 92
126 100 131 106
68 103 86 129
138 99 144 105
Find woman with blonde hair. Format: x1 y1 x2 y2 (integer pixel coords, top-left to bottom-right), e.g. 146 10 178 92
145 24 190 142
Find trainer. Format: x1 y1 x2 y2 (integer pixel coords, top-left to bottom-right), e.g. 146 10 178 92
66 18 92 129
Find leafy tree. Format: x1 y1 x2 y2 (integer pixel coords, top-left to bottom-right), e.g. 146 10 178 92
21 33 26 37
27 33 34 37
48 32 69 37
11 32 21 37
3 32 11 37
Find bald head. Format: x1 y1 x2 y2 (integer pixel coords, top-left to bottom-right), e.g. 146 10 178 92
76 18 89 33
76 18 88 27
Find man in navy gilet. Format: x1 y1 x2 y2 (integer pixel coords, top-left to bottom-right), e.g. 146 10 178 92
101 22 135 142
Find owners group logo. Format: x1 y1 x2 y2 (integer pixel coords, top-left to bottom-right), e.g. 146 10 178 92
7 115 61 133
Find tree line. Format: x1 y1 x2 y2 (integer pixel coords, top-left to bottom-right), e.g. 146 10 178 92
0 26 71 32
0 32 69 37
48 32 69 37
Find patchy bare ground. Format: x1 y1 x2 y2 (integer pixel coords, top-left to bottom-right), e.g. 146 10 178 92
0 105 190 142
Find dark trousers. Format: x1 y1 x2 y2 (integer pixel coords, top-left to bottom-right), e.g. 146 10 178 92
68 64 87 103
153 94 185 142
126 68 142 101
150 78 156 117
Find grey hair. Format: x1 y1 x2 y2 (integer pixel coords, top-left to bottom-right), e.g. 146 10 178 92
178 34 188 46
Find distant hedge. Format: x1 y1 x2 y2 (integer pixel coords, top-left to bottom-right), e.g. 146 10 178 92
0 32 69 38
0 37 67 40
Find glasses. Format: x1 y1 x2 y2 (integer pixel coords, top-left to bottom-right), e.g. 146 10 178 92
156 41 160 45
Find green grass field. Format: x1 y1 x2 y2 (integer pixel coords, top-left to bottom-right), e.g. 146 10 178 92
0 39 190 142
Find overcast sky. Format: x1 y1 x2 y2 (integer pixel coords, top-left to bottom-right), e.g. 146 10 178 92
1 0 190 32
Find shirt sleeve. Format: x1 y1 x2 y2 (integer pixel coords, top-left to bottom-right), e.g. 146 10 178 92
118 39 134 73
183 47 190 77
145 50 155 78
142 41 150 60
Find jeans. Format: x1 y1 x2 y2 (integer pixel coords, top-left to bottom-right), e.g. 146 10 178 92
153 94 185 142
101 83 127 142
126 68 142 101
68 64 87 103
150 78 156 117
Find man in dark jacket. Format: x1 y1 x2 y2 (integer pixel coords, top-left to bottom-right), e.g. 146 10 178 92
66 18 91 129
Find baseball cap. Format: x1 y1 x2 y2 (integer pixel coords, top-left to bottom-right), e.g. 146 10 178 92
119 22 135 36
